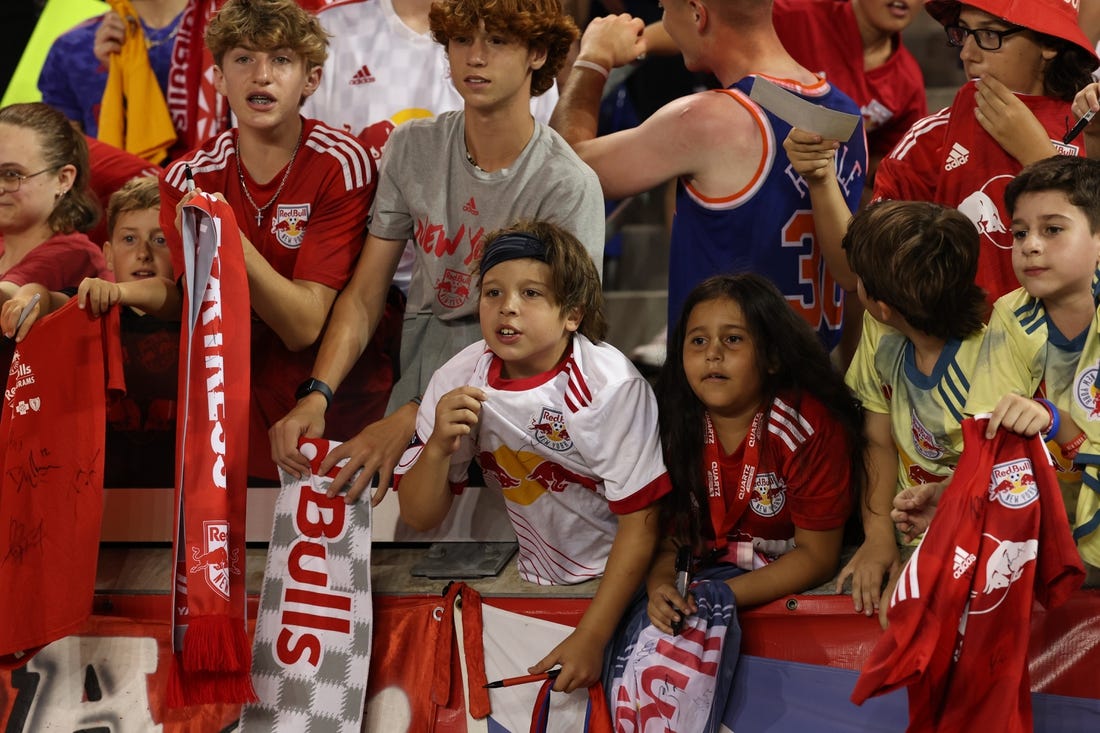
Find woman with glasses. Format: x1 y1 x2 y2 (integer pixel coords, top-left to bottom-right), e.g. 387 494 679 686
0 103 112 338
787 0 1097 305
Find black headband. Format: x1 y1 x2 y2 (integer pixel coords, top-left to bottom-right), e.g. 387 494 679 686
479 232 548 276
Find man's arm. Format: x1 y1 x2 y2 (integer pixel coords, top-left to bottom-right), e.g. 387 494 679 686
551 14 728 200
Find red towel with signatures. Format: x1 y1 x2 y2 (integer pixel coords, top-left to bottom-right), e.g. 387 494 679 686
0 300 123 666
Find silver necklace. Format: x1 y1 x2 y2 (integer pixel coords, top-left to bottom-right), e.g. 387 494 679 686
237 131 303 226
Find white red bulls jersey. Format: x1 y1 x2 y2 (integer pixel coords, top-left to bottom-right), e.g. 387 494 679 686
395 336 672 585
967 287 1087 488
0 300 123 664
847 313 984 497
301 0 558 137
851 418 1083 732
874 81 1082 303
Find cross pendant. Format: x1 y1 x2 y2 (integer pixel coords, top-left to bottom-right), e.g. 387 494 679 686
256 211 263 226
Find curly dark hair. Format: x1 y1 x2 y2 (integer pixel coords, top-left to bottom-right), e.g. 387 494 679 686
429 0 578 97
655 274 866 550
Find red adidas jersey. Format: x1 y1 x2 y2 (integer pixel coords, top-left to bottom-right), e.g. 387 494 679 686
0 300 123 664
773 0 926 158
711 392 853 550
873 82 1081 303
161 119 383 478
851 417 1083 733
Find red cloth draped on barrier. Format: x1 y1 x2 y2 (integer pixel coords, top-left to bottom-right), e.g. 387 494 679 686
167 194 254 706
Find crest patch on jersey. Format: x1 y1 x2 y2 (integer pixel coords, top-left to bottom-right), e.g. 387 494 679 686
749 472 786 517
436 268 472 309
910 409 944 460
1074 364 1099 420
529 407 573 451
272 203 310 249
987 458 1039 509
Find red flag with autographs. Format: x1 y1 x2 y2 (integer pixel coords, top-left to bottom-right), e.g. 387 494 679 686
0 301 123 666
167 193 255 706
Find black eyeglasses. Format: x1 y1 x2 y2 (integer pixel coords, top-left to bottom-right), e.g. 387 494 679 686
0 167 56 194
944 24 1027 51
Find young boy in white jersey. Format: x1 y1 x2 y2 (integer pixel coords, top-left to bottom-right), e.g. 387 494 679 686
270 0 604 503
396 220 670 694
965 156 1100 581
841 201 988 617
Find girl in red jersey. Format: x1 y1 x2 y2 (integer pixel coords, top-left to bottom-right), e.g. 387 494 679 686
0 103 111 343
650 273 864 618
605 274 865 733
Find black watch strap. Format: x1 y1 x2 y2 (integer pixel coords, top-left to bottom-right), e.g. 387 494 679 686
295 378 334 408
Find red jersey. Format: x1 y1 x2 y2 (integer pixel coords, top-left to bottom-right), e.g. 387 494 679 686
708 392 853 569
0 300 123 664
873 81 1082 303
85 136 160 245
0 231 111 289
851 417 1083 733
161 119 382 478
773 0 926 158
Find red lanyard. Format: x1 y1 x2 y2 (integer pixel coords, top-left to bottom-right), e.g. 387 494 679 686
703 409 764 551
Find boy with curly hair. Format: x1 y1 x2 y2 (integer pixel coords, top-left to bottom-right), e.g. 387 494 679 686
270 0 605 505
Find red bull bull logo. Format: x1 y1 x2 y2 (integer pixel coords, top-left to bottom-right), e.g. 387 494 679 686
272 204 310 249
987 458 1039 509
478 451 521 489
956 174 1014 250
436 268 471 309
968 534 1038 616
189 520 241 600
526 460 597 493
749 473 786 517
529 407 573 451
910 410 944 460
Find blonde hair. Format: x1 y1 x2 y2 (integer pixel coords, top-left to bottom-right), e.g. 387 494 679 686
106 176 161 239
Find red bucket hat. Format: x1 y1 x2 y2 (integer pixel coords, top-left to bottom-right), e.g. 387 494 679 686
925 0 1098 66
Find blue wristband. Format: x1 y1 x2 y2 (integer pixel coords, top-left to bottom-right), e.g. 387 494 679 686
1036 398 1059 441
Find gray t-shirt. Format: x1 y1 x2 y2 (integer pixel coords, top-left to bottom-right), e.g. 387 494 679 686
370 110 605 322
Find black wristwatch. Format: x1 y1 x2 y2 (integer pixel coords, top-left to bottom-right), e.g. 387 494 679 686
295 378 334 409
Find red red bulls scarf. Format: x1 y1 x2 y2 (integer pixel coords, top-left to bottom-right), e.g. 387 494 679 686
167 193 254 706
0 301 123 667
165 0 229 154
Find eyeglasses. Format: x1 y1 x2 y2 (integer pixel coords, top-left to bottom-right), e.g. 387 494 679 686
0 167 57 194
944 24 1027 51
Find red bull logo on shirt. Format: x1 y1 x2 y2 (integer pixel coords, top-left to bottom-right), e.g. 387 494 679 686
956 174 1014 250
969 535 1038 616
529 407 573 451
910 410 944 460
272 203 310 249
189 520 241 601
436 268 472 309
987 458 1039 509
749 473 786 517
478 448 597 505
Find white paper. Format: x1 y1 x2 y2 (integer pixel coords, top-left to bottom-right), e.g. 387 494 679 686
749 76 861 140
